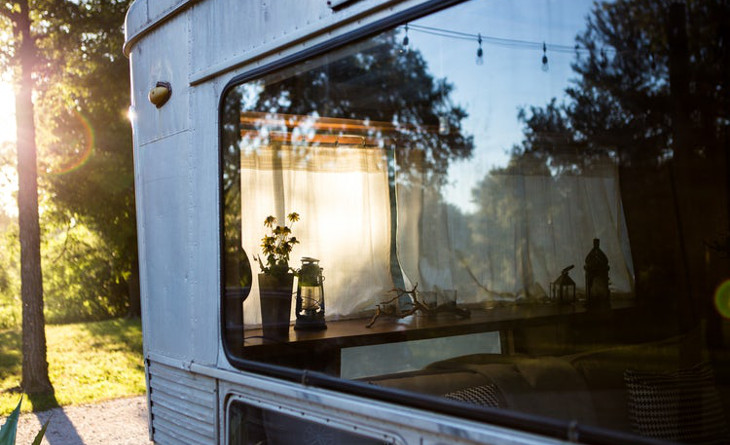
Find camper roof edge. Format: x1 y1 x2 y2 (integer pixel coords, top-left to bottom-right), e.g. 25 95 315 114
123 0 202 57
122 0 422 82
186 0 408 86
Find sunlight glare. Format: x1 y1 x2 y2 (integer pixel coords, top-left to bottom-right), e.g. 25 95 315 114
0 83 14 143
0 82 16 219
0 163 17 219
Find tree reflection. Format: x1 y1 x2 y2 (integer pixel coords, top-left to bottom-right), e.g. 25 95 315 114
220 30 476 322
237 31 474 185
484 0 729 335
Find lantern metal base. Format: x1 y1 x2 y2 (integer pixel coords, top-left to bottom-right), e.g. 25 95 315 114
294 313 327 331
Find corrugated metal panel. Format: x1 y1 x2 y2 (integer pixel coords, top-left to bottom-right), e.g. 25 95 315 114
148 360 218 445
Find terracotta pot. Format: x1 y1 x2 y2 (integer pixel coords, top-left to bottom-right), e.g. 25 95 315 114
258 273 294 340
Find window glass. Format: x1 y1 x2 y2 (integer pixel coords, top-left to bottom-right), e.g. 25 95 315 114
222 0 730 442
228 401 390 445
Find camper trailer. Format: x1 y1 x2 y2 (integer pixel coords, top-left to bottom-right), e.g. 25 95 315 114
124 0 730 443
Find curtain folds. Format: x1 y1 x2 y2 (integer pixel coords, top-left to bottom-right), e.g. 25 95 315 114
240 144 393 324
240 140 634 325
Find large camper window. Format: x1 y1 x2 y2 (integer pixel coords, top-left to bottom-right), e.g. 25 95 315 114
221 0 730 442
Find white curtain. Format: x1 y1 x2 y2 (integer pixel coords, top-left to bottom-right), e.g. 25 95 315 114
396 160 635 304
240 139 635 325
240 143 393 325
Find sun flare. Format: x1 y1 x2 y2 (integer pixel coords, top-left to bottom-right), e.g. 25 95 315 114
0 82 16 219
0 83 14 144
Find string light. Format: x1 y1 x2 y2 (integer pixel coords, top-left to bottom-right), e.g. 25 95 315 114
406 23 596 54
401 23 623 72
600 48 608 68
476 33 484 65
438 81 449 135
399 23 409 54
439 115 450 135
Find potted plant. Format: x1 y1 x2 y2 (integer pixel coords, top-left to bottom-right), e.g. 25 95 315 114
255 212 299 339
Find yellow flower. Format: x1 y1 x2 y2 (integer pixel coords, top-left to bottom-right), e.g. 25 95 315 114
264 215 277 228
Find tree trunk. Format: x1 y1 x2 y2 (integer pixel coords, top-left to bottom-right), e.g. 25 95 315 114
15 0 53 394
126 250 141 318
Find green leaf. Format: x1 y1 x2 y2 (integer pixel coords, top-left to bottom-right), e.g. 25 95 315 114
30 417 50 445
0 397 22 445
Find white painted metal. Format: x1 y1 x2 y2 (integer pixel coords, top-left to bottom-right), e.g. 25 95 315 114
126 0 437 369
149 352 569 445
125 1 574 443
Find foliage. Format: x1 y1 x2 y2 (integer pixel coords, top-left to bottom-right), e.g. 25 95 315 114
0 399 19 445
0 215 128 327
0 0 137 395
220 87 252 294
41 218 129 323
0 0 55 395
237 32 474 186
221 30 475 295
36 0 139 316
256 213 300 278
0 318 145 415
0 398 48 445
0 230 20 329
500 0 729 306
30 416 48 445
510 0 729 171
0 0 138 327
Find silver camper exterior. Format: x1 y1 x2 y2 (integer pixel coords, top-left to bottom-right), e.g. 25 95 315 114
124 1 730 444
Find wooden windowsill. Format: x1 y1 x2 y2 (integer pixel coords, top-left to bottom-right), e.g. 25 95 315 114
242 299 636 351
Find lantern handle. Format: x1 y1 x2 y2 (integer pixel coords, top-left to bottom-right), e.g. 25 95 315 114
561 265 575 274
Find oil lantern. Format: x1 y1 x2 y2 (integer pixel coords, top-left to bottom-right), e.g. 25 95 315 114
550 265 576 304
295 257 326 330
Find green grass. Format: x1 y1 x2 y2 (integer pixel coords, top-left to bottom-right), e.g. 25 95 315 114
0 317 145 415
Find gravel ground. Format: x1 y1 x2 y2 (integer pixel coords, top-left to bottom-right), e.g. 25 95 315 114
13 396 152 445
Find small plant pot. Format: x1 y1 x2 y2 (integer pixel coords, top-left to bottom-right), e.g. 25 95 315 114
258 273 294 340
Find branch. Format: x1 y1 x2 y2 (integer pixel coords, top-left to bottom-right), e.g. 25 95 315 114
51 220 73 264
0 4 20 23
366 283 469 327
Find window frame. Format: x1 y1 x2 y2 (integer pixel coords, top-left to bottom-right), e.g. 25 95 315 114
216 1 666 443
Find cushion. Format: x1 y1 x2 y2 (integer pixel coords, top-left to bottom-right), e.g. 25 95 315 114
366 369 488 396
625 362 730 444
443 358 599 424
568 330 707 431
443 384 506 408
